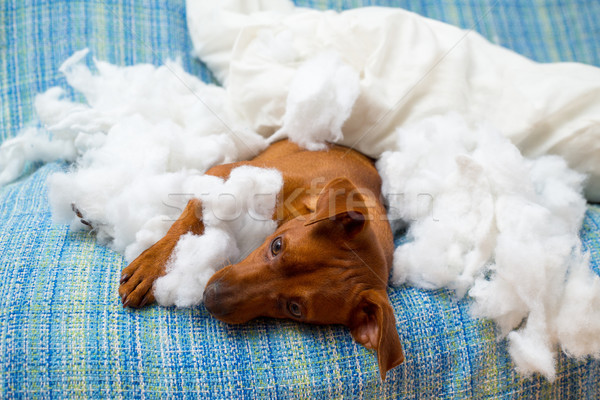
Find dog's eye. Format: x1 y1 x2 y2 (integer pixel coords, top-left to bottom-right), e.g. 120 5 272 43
271 237 283 256
288 301 302 318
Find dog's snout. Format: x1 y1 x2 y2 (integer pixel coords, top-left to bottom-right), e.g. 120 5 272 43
203 281 232 318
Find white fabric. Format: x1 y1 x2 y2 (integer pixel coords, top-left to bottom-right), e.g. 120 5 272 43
187 0 600 201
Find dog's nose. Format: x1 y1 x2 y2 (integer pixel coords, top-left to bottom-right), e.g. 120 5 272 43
203 281 232 317
203 282 219 311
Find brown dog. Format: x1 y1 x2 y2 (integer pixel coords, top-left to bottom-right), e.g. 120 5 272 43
118 139 404 380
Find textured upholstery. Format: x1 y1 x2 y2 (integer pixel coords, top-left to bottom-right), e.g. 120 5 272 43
1 1 599 398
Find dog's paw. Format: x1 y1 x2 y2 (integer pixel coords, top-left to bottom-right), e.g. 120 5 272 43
118 242 172 308
71 203 93 230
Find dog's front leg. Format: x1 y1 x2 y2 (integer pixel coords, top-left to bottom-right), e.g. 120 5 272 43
118 198 204 308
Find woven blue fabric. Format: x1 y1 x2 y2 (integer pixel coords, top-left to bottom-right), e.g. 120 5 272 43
1 1 599 398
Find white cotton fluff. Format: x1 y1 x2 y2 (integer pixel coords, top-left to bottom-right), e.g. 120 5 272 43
153 229 237 308
154 166 282 307
0 50 280 308
0 126 77 186
1 48 268 186
270 52 360 150
377 113 599 380
20 49 270 260
555 254 600 359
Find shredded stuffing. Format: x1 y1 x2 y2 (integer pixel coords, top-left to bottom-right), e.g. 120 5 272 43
269 51 361 150
154 166 282 307
33 49 269 260
376 114 599 380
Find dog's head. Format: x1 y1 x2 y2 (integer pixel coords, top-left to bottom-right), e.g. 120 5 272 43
203 178 404 380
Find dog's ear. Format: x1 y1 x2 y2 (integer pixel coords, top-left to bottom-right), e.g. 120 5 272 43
305 177 368 237
350 289 404 381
